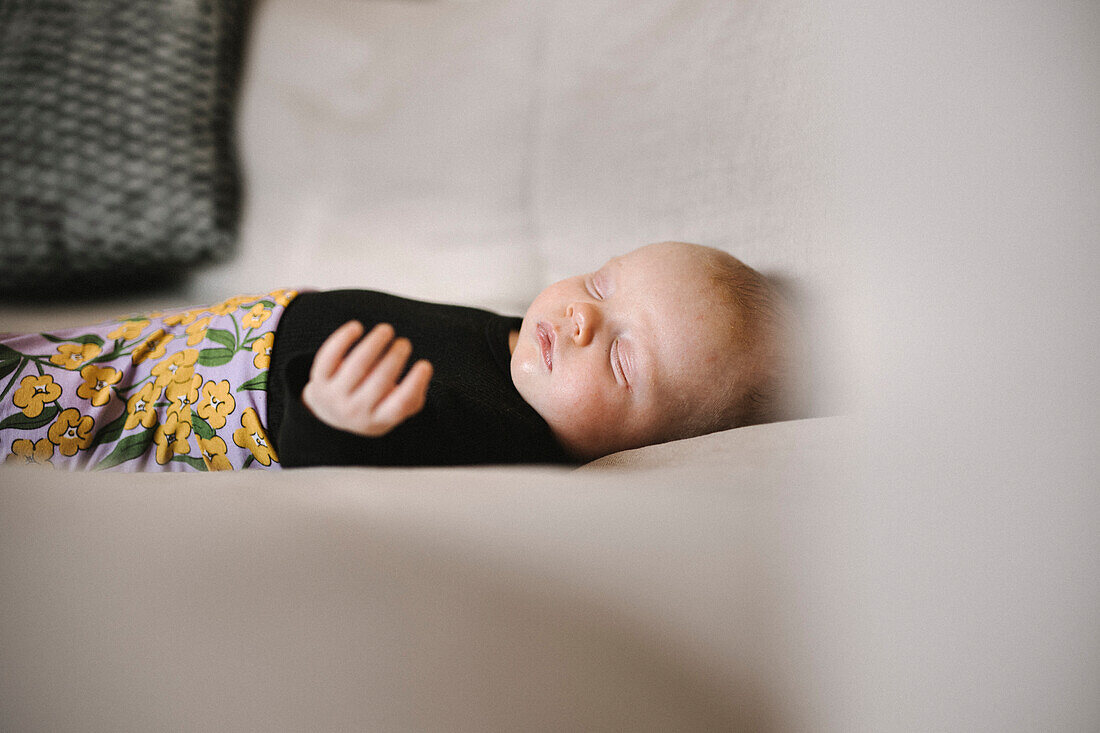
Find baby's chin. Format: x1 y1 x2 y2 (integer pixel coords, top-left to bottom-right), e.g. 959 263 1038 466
508 323 542 406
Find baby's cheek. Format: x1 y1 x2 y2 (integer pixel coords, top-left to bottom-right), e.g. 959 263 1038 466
557 376 621 427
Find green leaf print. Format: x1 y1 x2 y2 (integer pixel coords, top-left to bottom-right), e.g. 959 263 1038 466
205 328 236 350
41 333 105 348
198 347 235 367
0 343 20 367
90 339 126 363
236 372 267 392
0 354 20 383
87 412 128 452
190 413 216 441
0 404 60 431
94 427 155 470
0 357 26 402
172 454 209 471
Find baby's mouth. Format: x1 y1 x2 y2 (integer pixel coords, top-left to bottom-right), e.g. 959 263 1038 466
536 321 554 372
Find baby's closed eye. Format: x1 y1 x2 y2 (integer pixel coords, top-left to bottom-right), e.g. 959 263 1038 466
611 339 630 388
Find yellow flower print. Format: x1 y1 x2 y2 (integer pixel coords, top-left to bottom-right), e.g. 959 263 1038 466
76 364 122 407
197 435 233 471
268 288 298 307
131 329 173 365
107 319 149 340
163 308 204 327
251 332 275 369
242 303 272 329
233 407 277 466
208 300 237 316
7 438 55 467
12 374 62 417
185 316 212 346
154 411 192 464
49 342 102 370
209 294 256 316
48 408 95 457
125 382 160 430
165 373 202 419
150 348 199 391
196 379 235 429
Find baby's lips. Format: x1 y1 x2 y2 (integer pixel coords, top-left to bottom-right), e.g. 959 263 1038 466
536 321 554 371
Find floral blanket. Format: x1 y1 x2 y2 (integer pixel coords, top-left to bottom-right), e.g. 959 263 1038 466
1 289 297 471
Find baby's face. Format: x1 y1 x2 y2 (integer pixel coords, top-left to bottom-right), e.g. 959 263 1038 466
511 242 735 460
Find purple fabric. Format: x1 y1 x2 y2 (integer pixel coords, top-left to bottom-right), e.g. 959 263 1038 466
1 289 298 471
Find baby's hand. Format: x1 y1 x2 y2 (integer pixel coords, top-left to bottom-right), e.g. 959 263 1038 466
302 321 433 437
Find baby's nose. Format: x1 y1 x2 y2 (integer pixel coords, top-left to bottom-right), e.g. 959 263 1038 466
567 302 600 346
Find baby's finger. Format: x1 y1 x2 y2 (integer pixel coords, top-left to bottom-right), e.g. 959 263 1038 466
354 335 413 400
371 360 433 431
310 320 364 382
334 322 396 386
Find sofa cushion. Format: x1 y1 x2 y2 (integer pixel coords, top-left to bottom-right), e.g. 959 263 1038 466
580 416 848 472
0 0 250 295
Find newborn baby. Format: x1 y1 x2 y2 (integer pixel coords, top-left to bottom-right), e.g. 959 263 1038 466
0 242 791 470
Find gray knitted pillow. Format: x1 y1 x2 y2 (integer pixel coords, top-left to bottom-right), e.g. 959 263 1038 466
0 0 250 296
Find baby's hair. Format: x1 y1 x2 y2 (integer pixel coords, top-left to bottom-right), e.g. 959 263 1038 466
672 245 795 441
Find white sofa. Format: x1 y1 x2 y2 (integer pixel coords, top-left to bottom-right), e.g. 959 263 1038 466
2 1 1097 731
